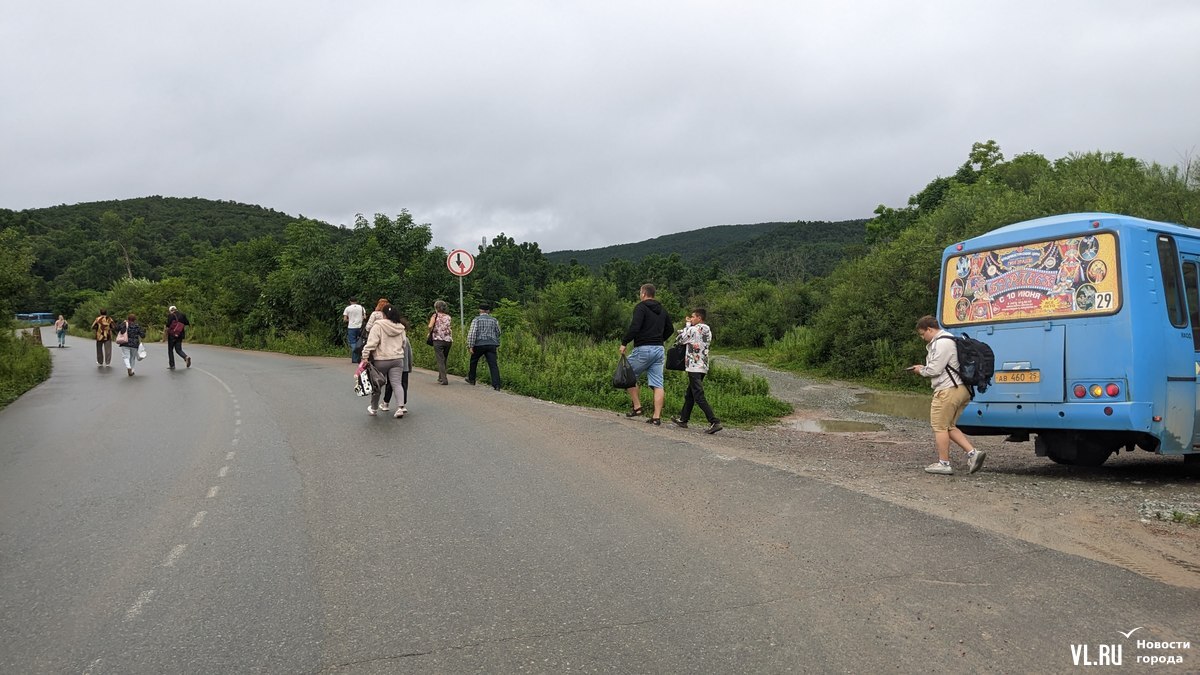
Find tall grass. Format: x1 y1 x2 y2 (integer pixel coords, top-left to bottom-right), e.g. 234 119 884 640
0 329 52 409
411 324 792 426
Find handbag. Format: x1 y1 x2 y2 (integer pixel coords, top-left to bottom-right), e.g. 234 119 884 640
666 343 687 371
365 361 387 389
425 328 435 347
115 327 129 345
612 355 637 389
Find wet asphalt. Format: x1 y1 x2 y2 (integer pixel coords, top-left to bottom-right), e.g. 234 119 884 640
1 336 1196 673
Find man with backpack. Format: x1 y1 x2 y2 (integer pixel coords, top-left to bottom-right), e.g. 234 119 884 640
908 315 985 475
165 305 192 370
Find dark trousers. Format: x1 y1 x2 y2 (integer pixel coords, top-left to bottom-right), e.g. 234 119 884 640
433 340 451 384
348 328 362 363
95 339 112 365
680 372 718 424
468 345 501 389
167 337 189 368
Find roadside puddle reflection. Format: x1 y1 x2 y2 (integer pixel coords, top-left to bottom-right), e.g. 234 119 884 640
790 419 886 433
854 391 929 420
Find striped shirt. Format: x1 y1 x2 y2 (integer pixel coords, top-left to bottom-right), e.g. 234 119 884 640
467 313 501 347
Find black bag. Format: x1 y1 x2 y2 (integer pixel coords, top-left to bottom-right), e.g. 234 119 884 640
425 328 435 347
937 333 995 396
666 343 687 371
612 355 636 389
365 361 387 389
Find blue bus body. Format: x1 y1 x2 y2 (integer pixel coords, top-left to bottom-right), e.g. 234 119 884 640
14 312 55 324
938 212 1200 466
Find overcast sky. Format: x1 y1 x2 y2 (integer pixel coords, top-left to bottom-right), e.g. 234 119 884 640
3 2 1198 253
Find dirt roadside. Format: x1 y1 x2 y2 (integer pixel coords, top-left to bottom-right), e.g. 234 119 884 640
706 358 1200 589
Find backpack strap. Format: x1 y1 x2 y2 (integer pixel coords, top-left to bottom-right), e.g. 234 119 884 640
933 334 965 391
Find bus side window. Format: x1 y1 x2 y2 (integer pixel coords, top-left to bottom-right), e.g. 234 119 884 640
1157 235 1188 328
1184 261 1200 351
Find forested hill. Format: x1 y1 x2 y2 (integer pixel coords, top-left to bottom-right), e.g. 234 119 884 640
0 196 334 301
547 219 868 278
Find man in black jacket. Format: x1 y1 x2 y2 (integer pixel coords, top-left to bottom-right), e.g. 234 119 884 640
166 305 192 370
619 283 674 425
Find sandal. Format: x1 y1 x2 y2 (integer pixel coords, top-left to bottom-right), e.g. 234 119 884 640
625 408 644 418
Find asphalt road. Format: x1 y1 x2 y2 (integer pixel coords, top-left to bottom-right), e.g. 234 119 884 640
2 336 1197 673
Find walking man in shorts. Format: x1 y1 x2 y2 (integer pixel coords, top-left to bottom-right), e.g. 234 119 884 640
908 315 986 475
619 283 674 426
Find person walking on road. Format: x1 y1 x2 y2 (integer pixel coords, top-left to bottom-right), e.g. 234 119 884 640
53 315 68 348
343 297 366 364
908 315 985 475
165 305 192 370
619 283 674 425
465 303 502 390
365 299 395 411
114 313 146 377
361 304 408 418
427 300 454 385
670 308 722 434
91 309 115 366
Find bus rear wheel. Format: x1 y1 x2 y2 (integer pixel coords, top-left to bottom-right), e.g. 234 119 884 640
1035 432 1114 467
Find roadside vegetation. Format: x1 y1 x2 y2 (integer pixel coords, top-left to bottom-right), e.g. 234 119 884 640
5 141 1199 414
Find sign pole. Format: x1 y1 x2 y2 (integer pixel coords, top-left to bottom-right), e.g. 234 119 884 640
445 248 476 334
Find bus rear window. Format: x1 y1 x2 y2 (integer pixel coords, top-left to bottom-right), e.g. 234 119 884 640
941 233 1120 327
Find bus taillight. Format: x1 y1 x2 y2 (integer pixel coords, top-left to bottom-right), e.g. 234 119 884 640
1090 384 1104 398
1074 385 1087 398
1106 383 1120 397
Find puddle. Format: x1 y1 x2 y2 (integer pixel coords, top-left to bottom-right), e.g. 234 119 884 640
789 419 886 433
854 391 930 421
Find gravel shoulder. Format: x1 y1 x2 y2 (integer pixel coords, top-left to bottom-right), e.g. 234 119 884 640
705 357 1200 589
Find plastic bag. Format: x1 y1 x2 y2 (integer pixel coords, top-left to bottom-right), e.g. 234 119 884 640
612 355 636 389
137 342 147 361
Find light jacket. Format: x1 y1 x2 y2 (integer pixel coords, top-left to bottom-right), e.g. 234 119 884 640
362 319 407 363
919 330 961 392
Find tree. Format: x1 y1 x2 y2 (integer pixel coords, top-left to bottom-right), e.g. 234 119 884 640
0 228 35 316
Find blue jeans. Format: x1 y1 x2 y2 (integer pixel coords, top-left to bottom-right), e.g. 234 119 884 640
348 327 362 363
626 345 665 389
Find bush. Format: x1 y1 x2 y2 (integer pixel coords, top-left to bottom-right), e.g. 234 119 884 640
0 329 52 409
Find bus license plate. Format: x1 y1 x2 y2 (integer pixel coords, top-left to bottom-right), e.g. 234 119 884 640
995 370 1041 384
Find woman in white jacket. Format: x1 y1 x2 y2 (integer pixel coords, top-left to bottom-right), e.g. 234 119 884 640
361 304 408 418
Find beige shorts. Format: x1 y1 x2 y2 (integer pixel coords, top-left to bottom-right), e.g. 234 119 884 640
930 385 971 432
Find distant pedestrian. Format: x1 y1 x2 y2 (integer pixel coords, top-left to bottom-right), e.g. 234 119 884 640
165 305 192 369
670 308 722 434
361 304 408 418
343 297 366 364
91 309 115 366
54 315 67 347
427 300 454 385
114 313 146 377
465 303 502 390
365 299 394 410
908 315 985 475
619 284 674 425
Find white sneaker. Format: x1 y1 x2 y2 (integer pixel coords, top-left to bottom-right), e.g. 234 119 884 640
924 462 953 475
394 408 404 418
367 406 377 416
378 402 389 411
967 450 987 474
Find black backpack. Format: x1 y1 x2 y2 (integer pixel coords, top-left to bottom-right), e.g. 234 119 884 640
936 333 995 396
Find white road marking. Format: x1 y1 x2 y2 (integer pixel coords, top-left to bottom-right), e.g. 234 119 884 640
162 544 187 567
123 590 155 621
218 466 229 478
195 367 232 393
206 486 220 498
190 511 207 528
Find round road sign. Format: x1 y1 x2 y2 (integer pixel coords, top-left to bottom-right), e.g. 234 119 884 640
447 249 475 276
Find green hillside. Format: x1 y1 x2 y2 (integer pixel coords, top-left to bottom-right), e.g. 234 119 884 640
547 219 868 278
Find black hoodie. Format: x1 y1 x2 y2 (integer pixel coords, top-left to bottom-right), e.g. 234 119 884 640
621 299 673 347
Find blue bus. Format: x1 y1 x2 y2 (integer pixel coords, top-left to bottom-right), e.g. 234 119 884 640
15 312 55 324
939 212 1200 467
